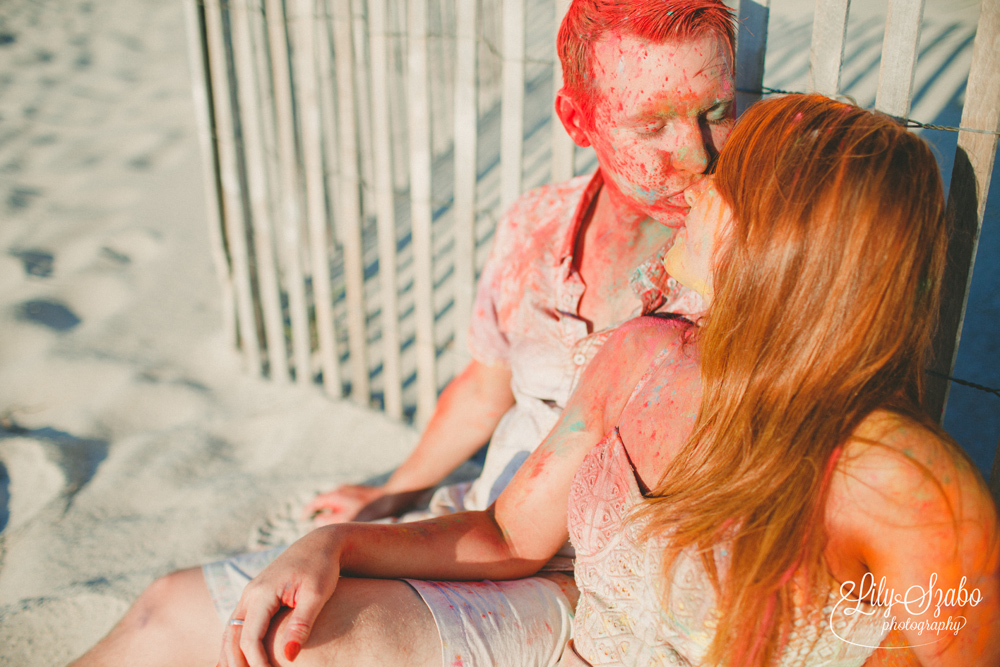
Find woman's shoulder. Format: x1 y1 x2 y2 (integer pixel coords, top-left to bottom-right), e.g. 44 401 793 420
839 411 988 503
829 409 998 568
582 317 698 436
604 315 695 357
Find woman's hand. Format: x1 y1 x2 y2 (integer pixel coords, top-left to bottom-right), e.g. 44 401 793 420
219 527 343 667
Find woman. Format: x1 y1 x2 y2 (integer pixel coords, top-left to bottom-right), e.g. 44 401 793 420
221 95 999 666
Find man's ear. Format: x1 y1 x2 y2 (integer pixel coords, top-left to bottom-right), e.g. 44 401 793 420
555 89 592 148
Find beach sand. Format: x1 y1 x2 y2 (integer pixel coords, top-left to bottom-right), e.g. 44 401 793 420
0 1 419 663
0 0 993 665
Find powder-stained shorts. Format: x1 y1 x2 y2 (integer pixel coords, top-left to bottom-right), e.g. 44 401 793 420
202 548 577 667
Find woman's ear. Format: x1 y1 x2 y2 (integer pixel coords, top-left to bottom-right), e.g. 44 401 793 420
555 89 593 148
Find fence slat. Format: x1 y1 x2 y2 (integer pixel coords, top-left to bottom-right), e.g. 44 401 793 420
265 0 312 382
808 0 851 96
231 0 291 382
203 1 262 373
407 0 437 425
352 2 378 221
184 0 237 348
500 0 526 209
452 0 478 370
926 0 1000 429
293 0 343 396
875 0 926 117
735 0 771 113
388 7 410 193
315 5 342 246
368 0 404 419
332 0 371 404
550 0 573 183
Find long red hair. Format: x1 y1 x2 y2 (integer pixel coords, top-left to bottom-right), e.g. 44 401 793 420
642 94 949 666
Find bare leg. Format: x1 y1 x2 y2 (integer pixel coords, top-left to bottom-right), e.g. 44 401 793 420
75 570 441 667
69 567 222 667
257 577 441 667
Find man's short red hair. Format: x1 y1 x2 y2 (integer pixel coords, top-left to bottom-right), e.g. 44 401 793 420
557 0 736 108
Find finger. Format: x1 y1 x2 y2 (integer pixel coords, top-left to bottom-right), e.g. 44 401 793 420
301 489 359 520
273 587 331 663
300 494 336 520
220 619 251 667
240 594 283 667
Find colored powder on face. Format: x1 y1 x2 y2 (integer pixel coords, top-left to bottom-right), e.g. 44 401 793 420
629 184 660 206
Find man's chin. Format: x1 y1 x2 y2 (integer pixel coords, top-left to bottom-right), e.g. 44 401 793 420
649 203 690 228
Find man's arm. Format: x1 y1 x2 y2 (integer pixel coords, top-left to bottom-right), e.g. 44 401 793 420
304 359 515 524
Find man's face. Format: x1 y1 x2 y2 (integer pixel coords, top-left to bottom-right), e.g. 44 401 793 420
583 32 735 227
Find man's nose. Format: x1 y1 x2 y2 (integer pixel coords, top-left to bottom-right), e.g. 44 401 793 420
667 119 710 175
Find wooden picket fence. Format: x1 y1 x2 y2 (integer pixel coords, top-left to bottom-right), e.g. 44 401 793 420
182 0 998 493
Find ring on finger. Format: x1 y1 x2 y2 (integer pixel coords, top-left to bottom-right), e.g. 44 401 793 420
228 619 245 627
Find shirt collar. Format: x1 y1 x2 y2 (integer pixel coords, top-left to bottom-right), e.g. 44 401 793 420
630 242 674 314
556 169 605 264
555 168 684 316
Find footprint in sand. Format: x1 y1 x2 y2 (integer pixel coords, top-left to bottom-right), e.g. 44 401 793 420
6 186 43 212
0 437 66 533
0 422 110 533
9 248 54 278
15 298 82 332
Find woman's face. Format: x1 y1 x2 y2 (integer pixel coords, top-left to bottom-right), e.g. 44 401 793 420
663 176 734 308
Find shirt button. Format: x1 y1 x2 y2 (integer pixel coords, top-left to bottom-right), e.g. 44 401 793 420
573 353 587 366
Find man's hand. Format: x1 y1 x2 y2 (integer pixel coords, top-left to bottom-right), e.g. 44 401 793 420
301 484 387 525
303 360 514 528
303 485 431 526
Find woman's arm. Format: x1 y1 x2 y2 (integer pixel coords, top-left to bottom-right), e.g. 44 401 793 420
834 415 1000 666
221 318 677 667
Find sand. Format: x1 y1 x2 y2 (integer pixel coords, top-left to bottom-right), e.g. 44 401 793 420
0 0 993 665
0 1 418 663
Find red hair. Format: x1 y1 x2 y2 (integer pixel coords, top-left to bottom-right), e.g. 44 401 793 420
556 0 736 110
642 95 949 666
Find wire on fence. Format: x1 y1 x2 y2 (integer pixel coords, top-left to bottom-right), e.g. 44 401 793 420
926 370 1000 400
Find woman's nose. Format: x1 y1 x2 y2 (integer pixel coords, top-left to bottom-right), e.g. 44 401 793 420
684 176 713 206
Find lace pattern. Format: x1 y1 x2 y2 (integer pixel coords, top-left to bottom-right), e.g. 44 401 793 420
567 433 890 667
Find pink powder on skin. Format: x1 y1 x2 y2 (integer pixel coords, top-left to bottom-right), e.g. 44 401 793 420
583 32 735 228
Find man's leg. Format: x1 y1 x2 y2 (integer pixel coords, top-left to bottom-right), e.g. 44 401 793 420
70 567 222 667
71 564 441 667
73 557 570 667
260 577 442 667
258 574 576 667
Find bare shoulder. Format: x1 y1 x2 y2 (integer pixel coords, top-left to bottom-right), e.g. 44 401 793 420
827 413 1000 662
602 315 693 358
829 409 998 571
579 316 695 433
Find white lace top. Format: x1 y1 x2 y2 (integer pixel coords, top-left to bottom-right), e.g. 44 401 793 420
566 427 891 666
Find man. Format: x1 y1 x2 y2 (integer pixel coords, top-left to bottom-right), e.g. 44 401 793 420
71 2 736 665
303 0 734 529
